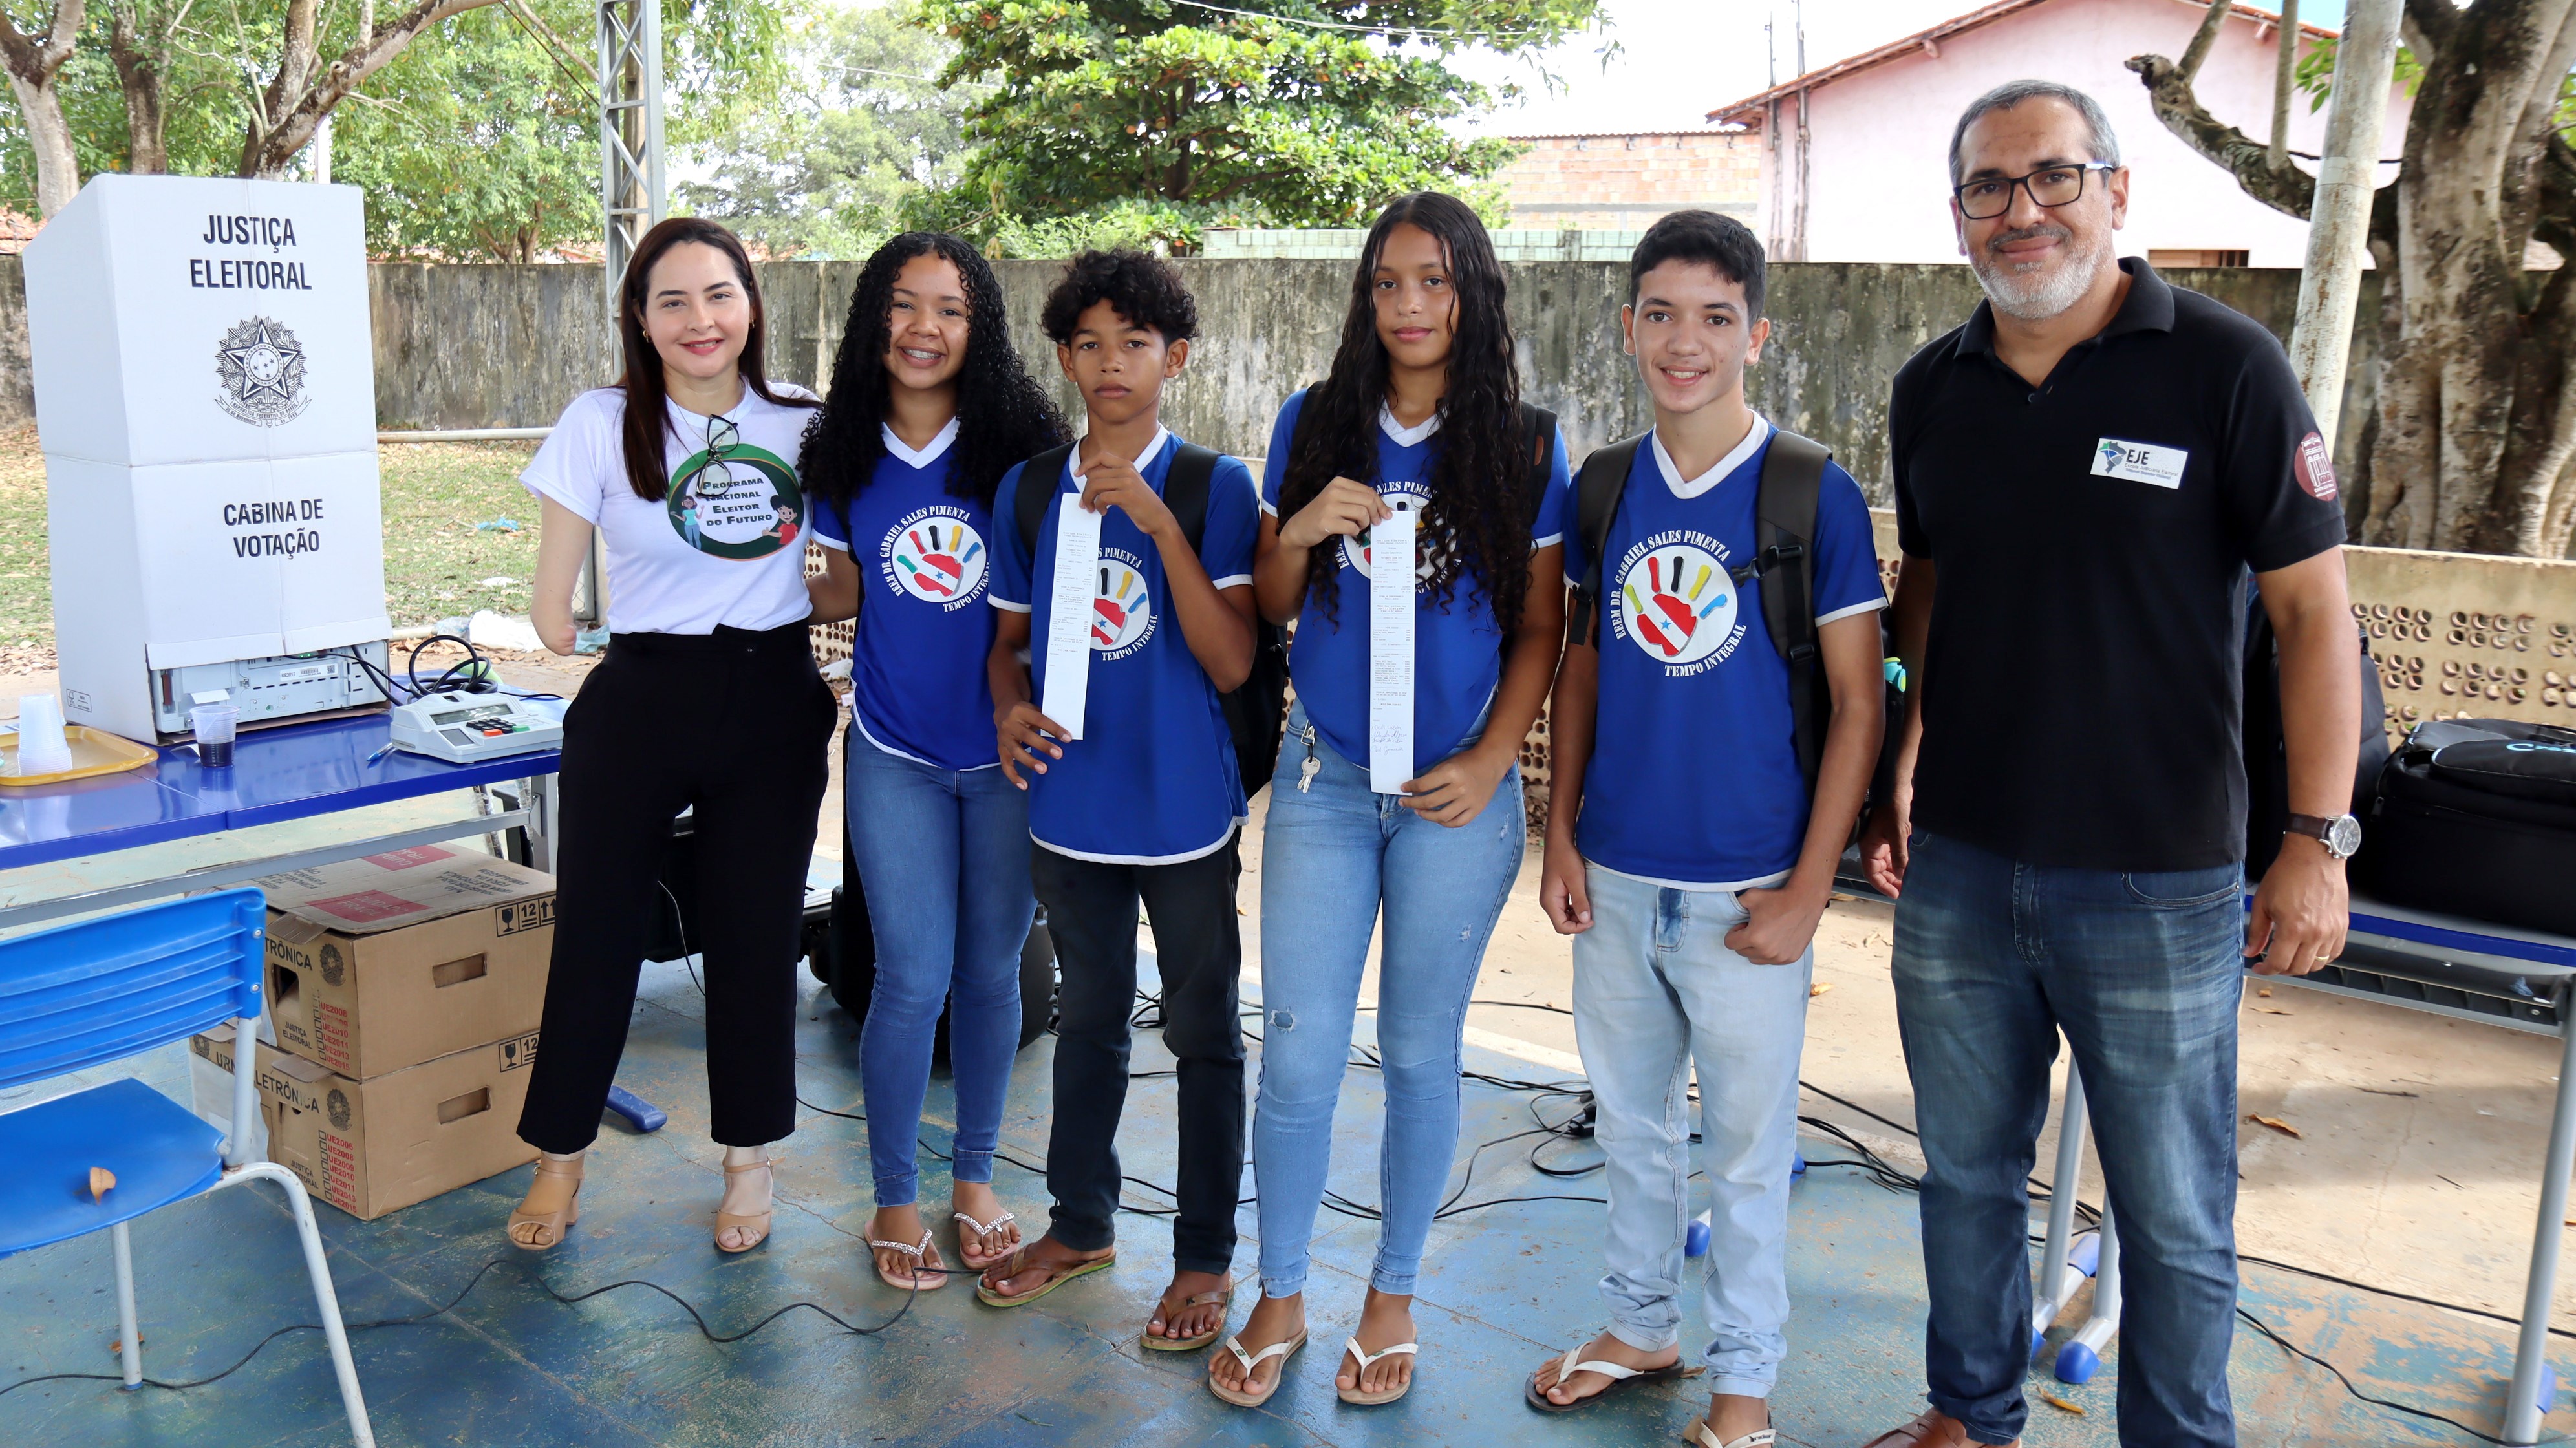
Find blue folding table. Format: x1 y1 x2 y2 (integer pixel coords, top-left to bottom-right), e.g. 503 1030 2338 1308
0 712 561 931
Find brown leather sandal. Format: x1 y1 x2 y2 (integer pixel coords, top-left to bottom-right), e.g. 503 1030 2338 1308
974 1244 1115 1307
507 1154 584 1251
1858 1410 2017 1448
1142 1277 1234 1352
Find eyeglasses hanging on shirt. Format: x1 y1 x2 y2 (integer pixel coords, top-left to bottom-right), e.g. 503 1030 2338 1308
683 413 744 500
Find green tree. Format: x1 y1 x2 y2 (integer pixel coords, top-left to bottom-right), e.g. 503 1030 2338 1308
680 0 973 257
325 3 596 260
915 0 1598 236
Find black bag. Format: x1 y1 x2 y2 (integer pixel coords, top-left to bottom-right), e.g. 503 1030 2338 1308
2359 718 2576 935
1566 427 1838 794
2240 593 2390 880
1014 440 1291 798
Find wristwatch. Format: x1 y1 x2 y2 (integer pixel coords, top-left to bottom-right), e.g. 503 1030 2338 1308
2285 812 2363 860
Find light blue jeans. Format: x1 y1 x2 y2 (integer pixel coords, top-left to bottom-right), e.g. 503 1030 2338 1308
844 733 1036 1208
1571 866 1812 1397
1894 830 2242 1447
1252 698 1525 1299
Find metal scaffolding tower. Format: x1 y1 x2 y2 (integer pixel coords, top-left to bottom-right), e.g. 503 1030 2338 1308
579 0 666 631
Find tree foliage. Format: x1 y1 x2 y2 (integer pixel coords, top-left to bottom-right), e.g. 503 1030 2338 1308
679 1 972 258
914 0 1596 235
325 2 596 260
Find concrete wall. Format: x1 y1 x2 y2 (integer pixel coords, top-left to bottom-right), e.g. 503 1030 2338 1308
0 254 2378 504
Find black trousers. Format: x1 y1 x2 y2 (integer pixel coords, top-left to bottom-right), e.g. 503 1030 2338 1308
1031 835 1246 1275
517 623 837 1153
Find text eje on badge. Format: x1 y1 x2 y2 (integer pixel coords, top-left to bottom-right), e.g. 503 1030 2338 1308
2090 438 2188 489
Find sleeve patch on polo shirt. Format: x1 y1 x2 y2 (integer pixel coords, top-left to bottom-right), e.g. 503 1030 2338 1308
2089 438 2187 489
2294 431 2339 501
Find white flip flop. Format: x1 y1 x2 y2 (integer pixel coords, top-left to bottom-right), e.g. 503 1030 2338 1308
1525 1339 1697 1412
1208 1329 1307 1407
1682 1417 1777 1448
1337 1336 1419 1405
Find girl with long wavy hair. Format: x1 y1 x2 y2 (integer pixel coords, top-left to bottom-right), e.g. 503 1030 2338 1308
1208 193 1569 1407
802 233 1068 1290
509 217 832 1257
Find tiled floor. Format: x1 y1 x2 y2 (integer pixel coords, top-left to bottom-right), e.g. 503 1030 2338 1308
1 946 2566 1446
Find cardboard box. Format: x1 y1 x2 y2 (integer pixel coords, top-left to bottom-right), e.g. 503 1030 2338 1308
255 844 556 1080
185 1022 269 1160
231 1030 542 1220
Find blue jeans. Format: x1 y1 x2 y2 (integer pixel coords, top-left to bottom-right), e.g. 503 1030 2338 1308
1893 831 2242 1447
1572 866 1810 1396
1252 699 1525 1299
845 734 1036 1208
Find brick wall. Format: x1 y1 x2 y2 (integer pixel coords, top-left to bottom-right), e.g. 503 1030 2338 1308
1499 131 1763 232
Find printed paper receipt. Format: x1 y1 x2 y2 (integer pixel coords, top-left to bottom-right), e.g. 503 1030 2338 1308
1368 502 1417 794
1040 493 1102 740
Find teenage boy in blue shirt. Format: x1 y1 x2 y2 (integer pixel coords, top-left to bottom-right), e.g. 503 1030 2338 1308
976 251 1263 1355
1527 211 1887 1448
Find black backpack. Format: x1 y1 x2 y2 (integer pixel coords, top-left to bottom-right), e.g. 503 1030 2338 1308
1014 441 1292 798
1566 427 1838 794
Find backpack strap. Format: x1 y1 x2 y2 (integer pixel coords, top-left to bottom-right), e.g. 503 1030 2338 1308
1161 442 1223 554
1754 428 1832 794
1014 442 1079 557
1566 434 1647 648
1519 405 1558 527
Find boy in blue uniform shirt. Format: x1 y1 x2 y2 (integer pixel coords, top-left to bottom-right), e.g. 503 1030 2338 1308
1526 212 1887 1448
977 251 1262 1354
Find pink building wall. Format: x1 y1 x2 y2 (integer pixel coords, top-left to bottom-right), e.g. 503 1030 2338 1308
1726 0 2410 267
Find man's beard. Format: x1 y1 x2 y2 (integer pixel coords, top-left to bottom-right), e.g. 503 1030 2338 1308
1971 220 2110 321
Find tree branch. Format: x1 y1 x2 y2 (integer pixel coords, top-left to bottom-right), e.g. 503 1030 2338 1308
2179 0 2231 83
2126 49 2316 220
2405 0 2458 56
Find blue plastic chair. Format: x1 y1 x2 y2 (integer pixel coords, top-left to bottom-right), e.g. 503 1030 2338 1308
0 889 373 1446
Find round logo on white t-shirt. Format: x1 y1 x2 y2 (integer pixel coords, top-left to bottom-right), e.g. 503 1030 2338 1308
879 507 987 610
1090 548 1155 660
667 443 804 561
1614 539 1737 667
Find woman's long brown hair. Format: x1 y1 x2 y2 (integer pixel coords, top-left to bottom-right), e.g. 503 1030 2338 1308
613 217 817 501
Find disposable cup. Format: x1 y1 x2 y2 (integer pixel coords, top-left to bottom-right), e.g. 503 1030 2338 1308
191 703 239 769
16 692 72 776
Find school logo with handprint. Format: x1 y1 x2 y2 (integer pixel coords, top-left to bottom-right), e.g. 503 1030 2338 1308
1089 547 1156 661
1339 485 1452 586
879 506 987 612
1612 535 1739 672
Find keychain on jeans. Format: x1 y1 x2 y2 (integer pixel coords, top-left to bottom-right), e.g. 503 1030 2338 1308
1296 724 1320 794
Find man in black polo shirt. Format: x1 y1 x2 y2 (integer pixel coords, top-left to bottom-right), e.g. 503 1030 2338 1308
1856 80 2359 1448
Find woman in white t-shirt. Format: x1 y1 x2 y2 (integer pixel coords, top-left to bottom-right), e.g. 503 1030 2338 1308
504 217 837 1257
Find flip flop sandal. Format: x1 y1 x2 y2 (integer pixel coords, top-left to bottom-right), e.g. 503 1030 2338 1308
1682 1418 1776 1448
1207 1330 1307 1408
1525 1341 1700 1412
952 1208 1020 1272
1336 1336 1419 1405
868 1230 950 1290
972 1247 1115 1308
1142 1279 1234 1352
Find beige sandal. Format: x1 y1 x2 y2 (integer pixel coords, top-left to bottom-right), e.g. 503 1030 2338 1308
1682 1419 1776 1448
870 1230 950 1290
714 1157 773 1254
507 1154 584 1251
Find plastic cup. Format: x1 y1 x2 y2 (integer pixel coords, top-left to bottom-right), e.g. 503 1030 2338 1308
15 692 72 776
191 703 239 769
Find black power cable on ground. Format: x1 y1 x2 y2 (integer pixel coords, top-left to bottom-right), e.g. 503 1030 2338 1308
0 1254 912 1405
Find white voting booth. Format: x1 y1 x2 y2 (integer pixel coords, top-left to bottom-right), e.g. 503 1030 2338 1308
26 174 391 743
